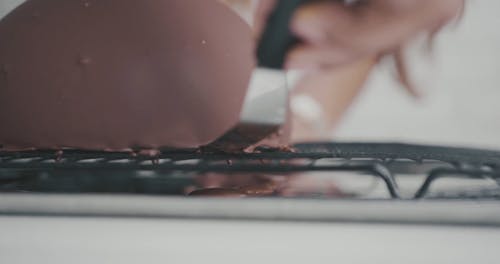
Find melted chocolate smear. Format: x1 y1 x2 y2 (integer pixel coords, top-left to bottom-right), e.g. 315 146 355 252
189 184 278 197
239 184 276 196
137 149 161 158
254 145 296 153
205 124 279 153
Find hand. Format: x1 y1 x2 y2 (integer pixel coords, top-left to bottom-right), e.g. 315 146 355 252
253 0 463 140
254 0 464 70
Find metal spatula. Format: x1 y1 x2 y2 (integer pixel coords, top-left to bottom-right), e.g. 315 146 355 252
208 0 308 152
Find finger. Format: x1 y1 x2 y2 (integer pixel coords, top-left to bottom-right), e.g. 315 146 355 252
285 44 361 70
290 2 355 46
393 48 421 98
290 57 376 142
290 1 405 52
252 0 277 37
290 1 457 54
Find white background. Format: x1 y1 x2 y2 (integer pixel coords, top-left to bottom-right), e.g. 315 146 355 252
1 216 499 264
334 0 500 149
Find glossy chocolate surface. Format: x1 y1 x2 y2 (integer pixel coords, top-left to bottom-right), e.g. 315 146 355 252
0 0 254 151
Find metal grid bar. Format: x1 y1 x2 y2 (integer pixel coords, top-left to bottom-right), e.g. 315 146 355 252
1 142 499 199
414 168 500 199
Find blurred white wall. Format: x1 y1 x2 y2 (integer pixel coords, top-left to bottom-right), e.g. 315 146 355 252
335 0 500 149
0 0 22 18
1 0 499 149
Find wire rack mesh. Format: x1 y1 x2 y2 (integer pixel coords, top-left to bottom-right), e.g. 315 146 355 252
1 142 499 199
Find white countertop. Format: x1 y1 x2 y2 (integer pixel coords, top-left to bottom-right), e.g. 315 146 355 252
1 215 499 264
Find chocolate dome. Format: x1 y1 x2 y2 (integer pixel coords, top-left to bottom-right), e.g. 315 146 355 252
0 0 254 151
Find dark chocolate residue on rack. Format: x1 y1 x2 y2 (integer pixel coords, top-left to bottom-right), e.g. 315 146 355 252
1 143 499 199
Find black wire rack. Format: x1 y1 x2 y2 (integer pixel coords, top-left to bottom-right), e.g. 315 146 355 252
1 142 500 199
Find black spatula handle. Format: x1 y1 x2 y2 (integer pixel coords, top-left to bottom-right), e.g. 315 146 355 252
256 0 309 69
